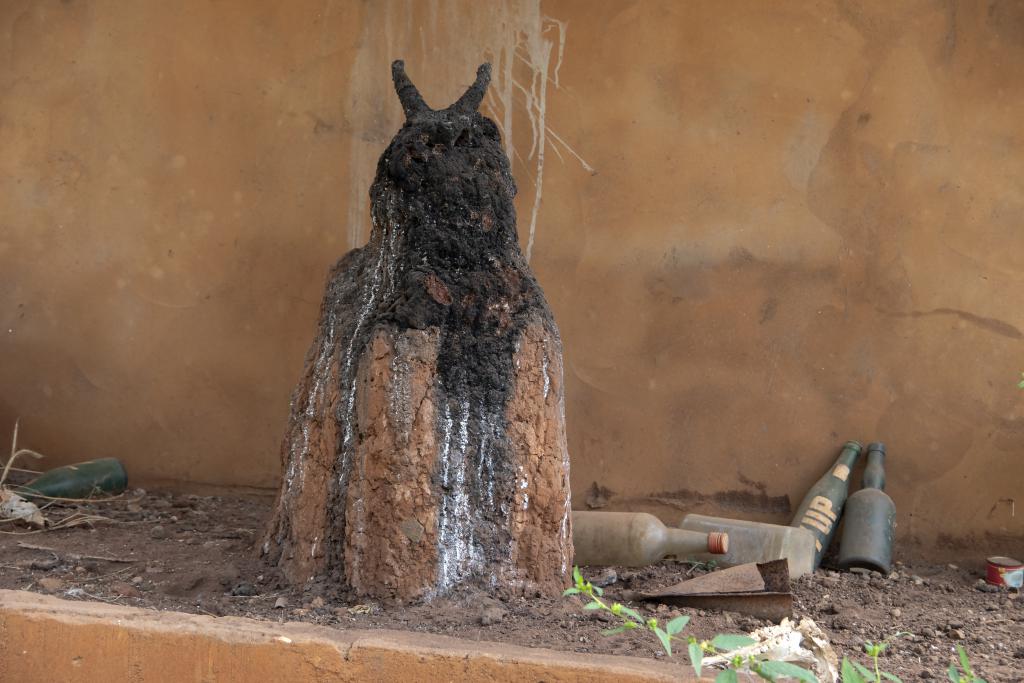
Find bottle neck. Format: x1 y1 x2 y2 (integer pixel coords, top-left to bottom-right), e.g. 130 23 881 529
665 528 724 556
830 442 862 483
863 450 886 490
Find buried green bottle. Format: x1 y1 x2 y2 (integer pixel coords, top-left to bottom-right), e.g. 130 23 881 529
16 458 127 499
790 440 862 569
838 443 895 574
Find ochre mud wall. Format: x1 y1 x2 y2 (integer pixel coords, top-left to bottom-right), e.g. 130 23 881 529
2 1 1022 554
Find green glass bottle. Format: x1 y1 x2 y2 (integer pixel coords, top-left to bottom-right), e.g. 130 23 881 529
16 458 127 499
838 443 895 573
790 440 862 569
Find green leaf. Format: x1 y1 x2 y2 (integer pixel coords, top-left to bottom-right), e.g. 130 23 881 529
618 605 643 622
715 670 739 683
687 641 703 677
756 660 818 683
601 625 630 636
956 644 971 673
947 665 960 683
654 626 672 656
881 672 904 683
842 658 868 683
572 566 583 586
562 587 580 596
592 584 604 596
666 615 690 636
710 634 757 651
583 601 602 610
852 661 874 680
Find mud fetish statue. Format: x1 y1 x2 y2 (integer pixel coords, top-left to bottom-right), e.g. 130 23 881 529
263 61 572 602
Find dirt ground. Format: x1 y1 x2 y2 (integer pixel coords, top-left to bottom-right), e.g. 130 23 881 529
0 490 1020 681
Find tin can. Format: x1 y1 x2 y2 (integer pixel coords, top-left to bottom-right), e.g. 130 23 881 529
986 556 1023 588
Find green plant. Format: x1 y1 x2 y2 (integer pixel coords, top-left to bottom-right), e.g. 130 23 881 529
565 567 817 681
839 633 910 683
947 644 986 683
563 566 690 654
691 638 818 682
1018 372 1024 389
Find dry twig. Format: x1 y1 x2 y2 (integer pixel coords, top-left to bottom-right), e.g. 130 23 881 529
16 541 134 563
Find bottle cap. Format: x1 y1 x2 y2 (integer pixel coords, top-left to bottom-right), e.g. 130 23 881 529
707 531 729 555
867 442 886 455
843 440 863 453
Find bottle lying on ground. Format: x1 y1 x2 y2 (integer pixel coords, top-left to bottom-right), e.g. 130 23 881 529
16 458 127 500
679 514 817 578
571 511 728 567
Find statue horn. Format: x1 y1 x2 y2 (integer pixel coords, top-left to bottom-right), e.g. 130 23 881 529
391 60 429 118
452 63 491 113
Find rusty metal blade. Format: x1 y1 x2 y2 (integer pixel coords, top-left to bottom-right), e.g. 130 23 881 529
623 560 793 621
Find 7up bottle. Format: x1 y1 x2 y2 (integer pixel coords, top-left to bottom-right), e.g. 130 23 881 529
791 441 862 569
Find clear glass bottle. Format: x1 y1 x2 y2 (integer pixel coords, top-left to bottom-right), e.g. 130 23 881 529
679 513 817 578
572 511 728 566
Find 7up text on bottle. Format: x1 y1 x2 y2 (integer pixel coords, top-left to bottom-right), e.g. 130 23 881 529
790 440 862 569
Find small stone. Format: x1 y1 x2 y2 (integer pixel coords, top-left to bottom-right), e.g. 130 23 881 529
132 576 143 585
274 597 288 609
480 605 507 625
950 628 966 640
126 502 143 513
825 603 841 615
888 571 900 581
912 575 924 586
656 603 668 613
310 596 325 609
948 619 964 629
150 525 168 540
591 568 617 587
230 582 256 597
290 608 309 617
821 576 840 588
890 608 902 618
30 556 60 571
948 564 959 570
398 518 425 543
110 581 142 598
38 577 64 592
74 566 86 574
920 669 935 679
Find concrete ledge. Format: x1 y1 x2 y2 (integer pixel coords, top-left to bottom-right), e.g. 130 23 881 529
0 589 701 682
